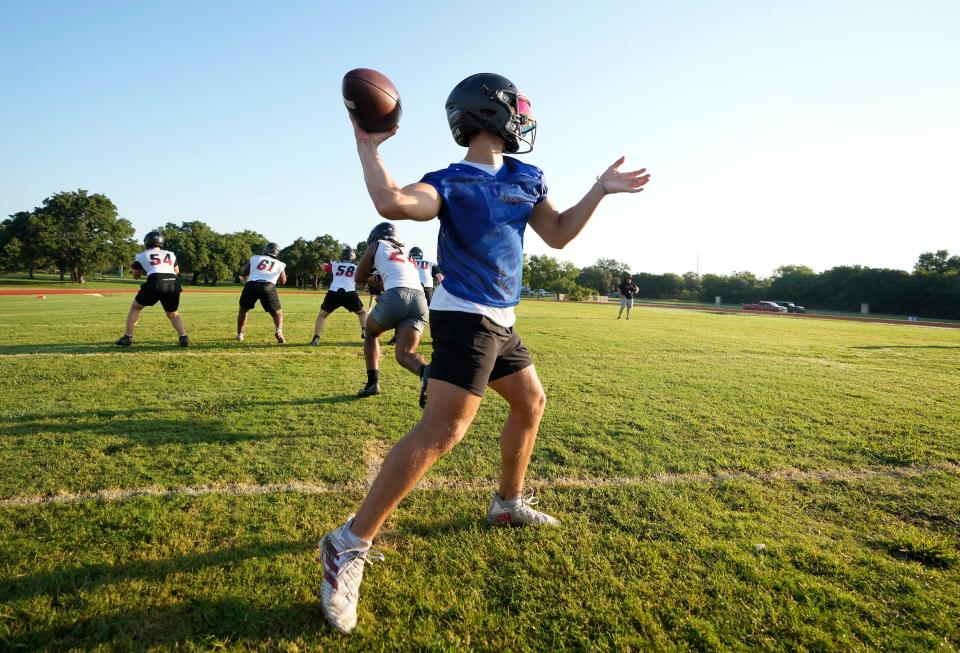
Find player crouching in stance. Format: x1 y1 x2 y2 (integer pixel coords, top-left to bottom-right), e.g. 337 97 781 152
237 242 288 343
318 72 651 634
311 247 368 344
353 223 429 400
115 230 189 347
409 246 443 305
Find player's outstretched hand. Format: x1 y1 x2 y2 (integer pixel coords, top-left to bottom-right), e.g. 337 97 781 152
350 114 398 147
598 157 650 194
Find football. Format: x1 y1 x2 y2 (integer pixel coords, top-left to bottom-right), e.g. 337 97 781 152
366 273 384 292
342 68 402 133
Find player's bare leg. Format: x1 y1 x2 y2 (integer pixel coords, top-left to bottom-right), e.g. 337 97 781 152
311 309 331 344
237 307 250 340
358 316 386 397
165 311 186 337
393 326 427 375
124 301 144 336
486 366 557 526
271 309 285 343
116 301 145 345
349 380 483 540
356 308 368 339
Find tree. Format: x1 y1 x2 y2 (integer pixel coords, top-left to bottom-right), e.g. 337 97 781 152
577 265 613 294
769 264 818 303
527 255 580 298
594 258 631 280
915 250 960 275
162 221 218 285
0 211 54 278
35 190 135 283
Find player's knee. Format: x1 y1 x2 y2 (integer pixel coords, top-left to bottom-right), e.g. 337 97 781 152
165 311 179 318
413 418 467 455
530 389 547 417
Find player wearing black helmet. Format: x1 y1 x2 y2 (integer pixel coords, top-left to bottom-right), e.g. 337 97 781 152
352 222 428 398
409 246 443 305
237 242 288 343
311 244 368 345
318 73 651 634
115 230 189 347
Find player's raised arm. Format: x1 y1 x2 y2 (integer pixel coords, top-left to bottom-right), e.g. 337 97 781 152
529 157 650 249
351 118 441 222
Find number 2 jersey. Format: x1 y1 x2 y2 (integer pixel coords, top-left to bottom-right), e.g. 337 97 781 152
134 248 177 278
373 239 421 291
247 255 286 284
324 260 359 292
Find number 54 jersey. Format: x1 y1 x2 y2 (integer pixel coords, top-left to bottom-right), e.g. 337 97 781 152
135 248 177 277
247 255 286 284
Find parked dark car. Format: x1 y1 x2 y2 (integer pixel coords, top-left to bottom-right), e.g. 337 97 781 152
771 300 806 313
742 301 788 313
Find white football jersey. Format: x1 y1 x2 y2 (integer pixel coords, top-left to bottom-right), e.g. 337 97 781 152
328 260 358 292
135 248 177 276
247 255 286 283
414 259 437 288
373 240 421 291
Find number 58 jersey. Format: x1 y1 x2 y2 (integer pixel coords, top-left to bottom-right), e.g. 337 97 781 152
325 261 358 292
247 255 286 284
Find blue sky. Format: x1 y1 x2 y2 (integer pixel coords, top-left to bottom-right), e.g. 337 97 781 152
2 1 957 274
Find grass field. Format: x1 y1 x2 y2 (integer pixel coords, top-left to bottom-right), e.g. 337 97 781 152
1 291 959 651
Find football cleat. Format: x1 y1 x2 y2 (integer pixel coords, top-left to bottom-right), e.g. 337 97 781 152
357 382 380 398
487 489 559 527
236 333 245 342
310 336 321 346
360 329 366 340
115 335 133 347
318 521 384 634
179 335 190 347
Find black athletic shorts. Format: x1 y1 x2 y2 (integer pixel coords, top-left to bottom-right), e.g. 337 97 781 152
135 274 181 312
321 288 364 314
423 286 434 305
428 310 533 396
240 281 281 313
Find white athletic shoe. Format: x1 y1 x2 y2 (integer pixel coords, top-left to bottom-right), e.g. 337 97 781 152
487 489 560 527
318 520 384 634
236 333 244 342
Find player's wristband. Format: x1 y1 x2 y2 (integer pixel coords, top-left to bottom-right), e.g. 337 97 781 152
595 177 608 195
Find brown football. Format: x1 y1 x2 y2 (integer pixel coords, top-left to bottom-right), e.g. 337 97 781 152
342 68 402 133
366 272 384 292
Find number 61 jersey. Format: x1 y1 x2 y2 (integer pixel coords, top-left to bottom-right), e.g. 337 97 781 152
247 255 286 284
325 260 358 292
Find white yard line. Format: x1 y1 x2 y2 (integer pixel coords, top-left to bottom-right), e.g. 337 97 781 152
2 463 956 508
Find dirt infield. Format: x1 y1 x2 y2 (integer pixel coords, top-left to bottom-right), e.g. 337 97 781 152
3 287 958 329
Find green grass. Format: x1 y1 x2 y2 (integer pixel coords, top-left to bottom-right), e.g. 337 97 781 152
1 292 959 650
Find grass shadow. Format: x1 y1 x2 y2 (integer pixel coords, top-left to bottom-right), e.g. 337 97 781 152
852 345 960 350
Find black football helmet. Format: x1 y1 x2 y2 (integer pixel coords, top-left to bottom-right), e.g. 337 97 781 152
263 242 280 257
367 222 403 247
144 230 164 248
341 246 356 262
409 246 423 260
446 73 536 154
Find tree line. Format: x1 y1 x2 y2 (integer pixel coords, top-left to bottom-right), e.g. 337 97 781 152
527 253 960 320
3 190 959 318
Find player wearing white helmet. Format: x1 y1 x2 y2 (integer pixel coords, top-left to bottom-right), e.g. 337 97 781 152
115 230 189 347
311 246 369 344
237 242 288 343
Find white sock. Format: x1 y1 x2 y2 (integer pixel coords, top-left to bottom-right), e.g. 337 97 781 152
342 520 371 550
497 494 522 510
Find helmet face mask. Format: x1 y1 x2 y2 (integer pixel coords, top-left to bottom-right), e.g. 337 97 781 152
367 222 403 248
144 230 164 248
263 242 281 258
446 73 537 154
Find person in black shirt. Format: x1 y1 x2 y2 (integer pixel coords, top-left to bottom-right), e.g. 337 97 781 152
618 274 638 319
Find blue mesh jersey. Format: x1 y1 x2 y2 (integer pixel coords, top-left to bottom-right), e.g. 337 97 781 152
420 156 548 308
